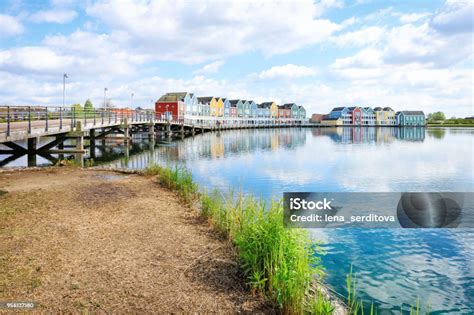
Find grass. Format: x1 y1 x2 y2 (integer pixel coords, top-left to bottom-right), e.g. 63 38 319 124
144 164 197 203
427 123 474 127
145 164 330 314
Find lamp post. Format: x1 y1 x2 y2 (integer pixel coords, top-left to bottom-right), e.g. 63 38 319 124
104 88 108 110
131 93 134 107
166 104 169 121
62 73 68 107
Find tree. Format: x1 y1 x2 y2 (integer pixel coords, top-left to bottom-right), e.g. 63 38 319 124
84 99 94 117
71 103 83 117
429 111 445 121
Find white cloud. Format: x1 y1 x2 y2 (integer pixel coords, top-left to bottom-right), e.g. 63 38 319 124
194 60 225 74
331 26 385 47
257 64 318 79
0 14 24 38
85 0 343 63
398 12 430 24
30 9 77 24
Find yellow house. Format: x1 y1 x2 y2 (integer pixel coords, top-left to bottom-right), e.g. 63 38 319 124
269 102 278 118
199 97 218 116
214 97 224 117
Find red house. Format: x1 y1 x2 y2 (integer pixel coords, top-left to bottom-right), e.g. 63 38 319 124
349 107 362 125
230 104 237 117
155 93 186 120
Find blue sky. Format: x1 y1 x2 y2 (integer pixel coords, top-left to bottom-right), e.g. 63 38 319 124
0 0 472 117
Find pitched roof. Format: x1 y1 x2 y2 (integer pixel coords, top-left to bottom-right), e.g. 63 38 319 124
374 107 382 111
259 102 274 108
229 99 241 106
331 107 346 111
197 96 214 104
383 107 394 111
399 111 425 115
282 103 296 109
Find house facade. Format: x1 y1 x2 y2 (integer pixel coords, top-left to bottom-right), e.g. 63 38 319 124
260 102 278 118
396 111 426 126
362 107 375 125
223 98 231 117
156 92 191 120
248 101 257 118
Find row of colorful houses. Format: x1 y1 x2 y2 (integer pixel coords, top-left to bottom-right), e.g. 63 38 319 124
155 92 306 120
314 106 425 127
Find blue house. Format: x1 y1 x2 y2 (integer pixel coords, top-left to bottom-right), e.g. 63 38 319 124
328 107 351 125
396 111 425 126
248 100 257 118
230 100 244 117
222 98 231 117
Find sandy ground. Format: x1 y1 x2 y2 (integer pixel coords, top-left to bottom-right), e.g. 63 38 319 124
0 168 271 313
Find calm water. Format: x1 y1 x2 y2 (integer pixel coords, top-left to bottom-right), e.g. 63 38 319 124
2 127 473 313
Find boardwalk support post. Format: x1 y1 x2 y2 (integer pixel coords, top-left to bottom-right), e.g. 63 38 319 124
75 121 84 151
123 118 130 143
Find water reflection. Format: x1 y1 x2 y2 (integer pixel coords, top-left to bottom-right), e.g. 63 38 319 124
312 127 425 143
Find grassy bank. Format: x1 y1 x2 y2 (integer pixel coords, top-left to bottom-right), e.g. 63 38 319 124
144 164 431 314
427 123 474 127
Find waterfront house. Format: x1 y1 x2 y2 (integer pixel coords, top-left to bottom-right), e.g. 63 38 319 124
374 107 396 125
212 97 224 117
374 107 384 125
347 107 363 125
396 111 426 126
277 105 285 118
248 100 257 118
328 107 351 125
223 98 231 117
230 99 243 117
321 117 343 126
281 103 299 118
384 107 397 125
256 104 266 118
197 97 215 117
229 101 237 117
241 100 250 117
362 107 375 125
298 106 306 119
156 92 191 120
260 102 278 118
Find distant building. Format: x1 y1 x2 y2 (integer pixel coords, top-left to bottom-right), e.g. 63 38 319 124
310 114 325 123
396 111 426 126
321 117 342 126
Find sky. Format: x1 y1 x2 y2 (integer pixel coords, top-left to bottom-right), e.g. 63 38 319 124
0 0 472 117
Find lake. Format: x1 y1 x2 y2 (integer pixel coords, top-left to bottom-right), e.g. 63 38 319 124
2 126 473 313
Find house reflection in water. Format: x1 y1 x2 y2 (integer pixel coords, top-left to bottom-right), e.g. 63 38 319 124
154 128 308 161
312 127 425 143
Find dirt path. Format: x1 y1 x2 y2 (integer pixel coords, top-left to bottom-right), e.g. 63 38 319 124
0 168 270 313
